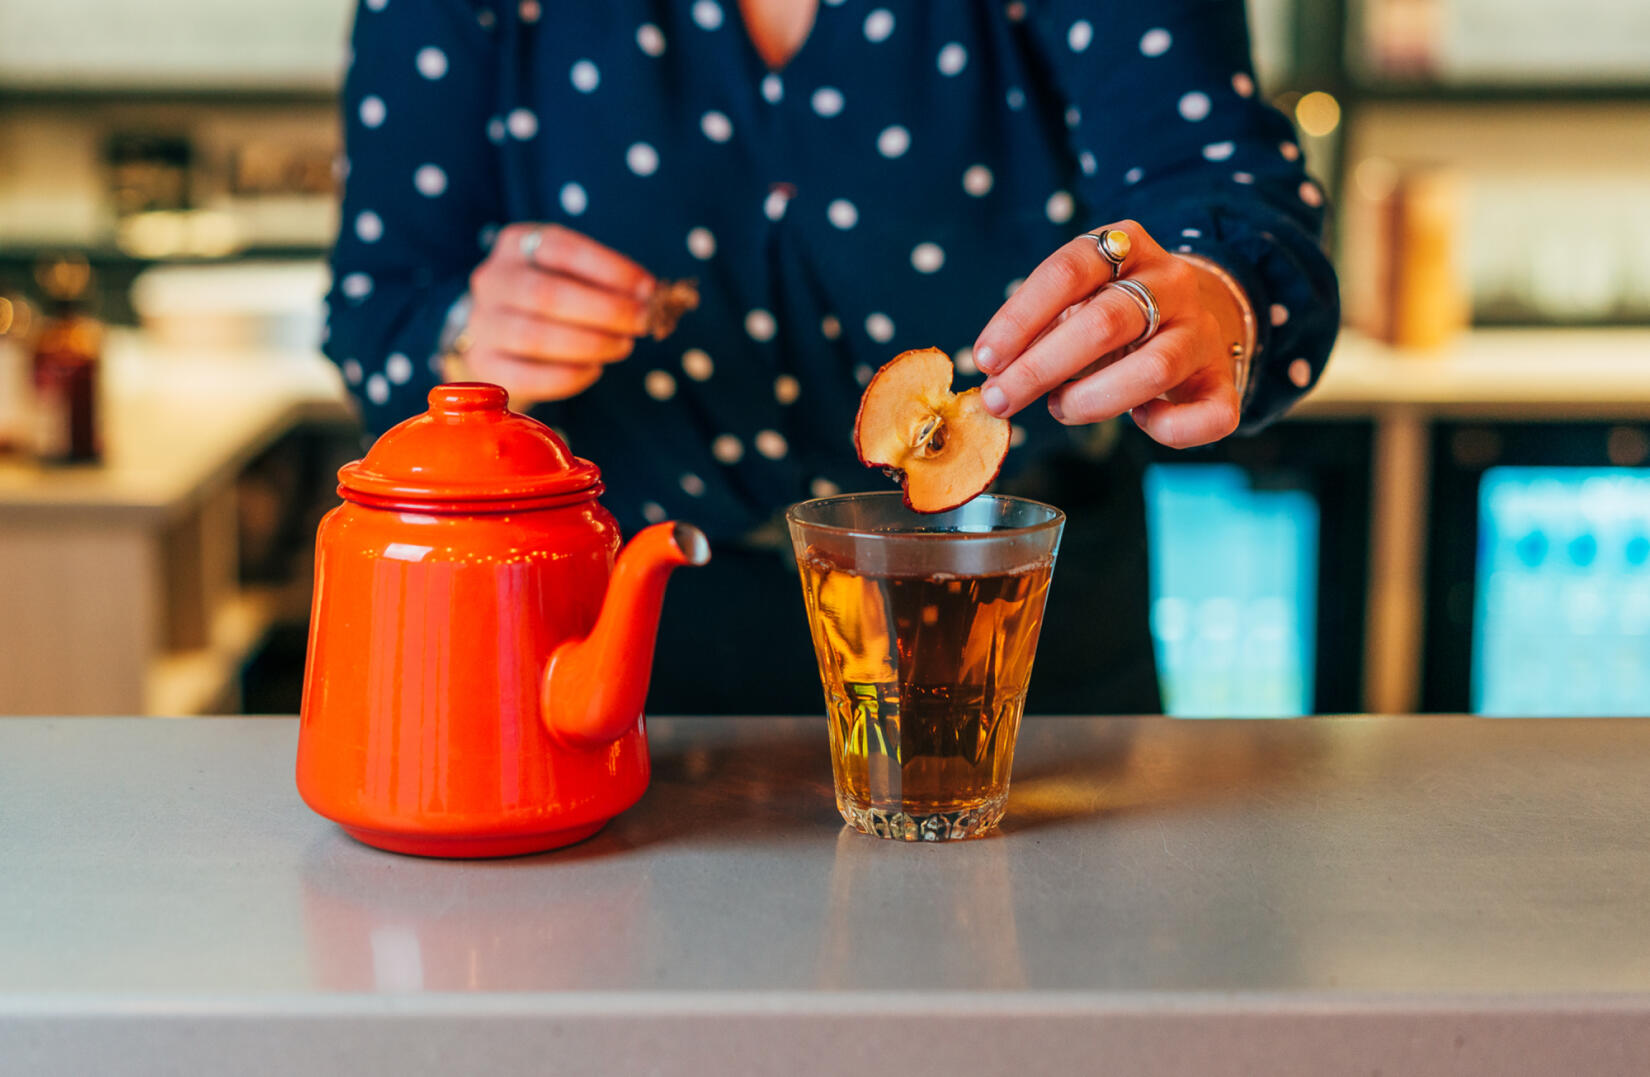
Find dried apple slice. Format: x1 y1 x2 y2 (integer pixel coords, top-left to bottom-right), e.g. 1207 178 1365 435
853 347 1011 513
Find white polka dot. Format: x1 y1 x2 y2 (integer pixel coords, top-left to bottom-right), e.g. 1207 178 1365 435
517 0 539 22
1045 190 1075 224
1233 171 1255 184
1203 141 1235 161
910 242 945 273
1079 151 1097 176
1006 87 1026 110
486 116 505 143
1010 424 1027 448
1299 181 1324 207
637 23 665 56
365 0 387 10
385 352 413 384
627 142 660 176
1140 28 1172 56
854 363 874 386
762 73 783 103
507 108 538 139
691 0 723 30
1232 72 1255 98
827 199 858 229
341 272 373 299
954 347 977 375
1280 141 1301 161
1179 92 1212 121
937 43 967 76
359 95 386 128
821 315 842 340
963 164 994 196
642 501 667 523
811 478 840 498
1124 167 1144 185
745 310 777 342
1067 20 1093 51
864 9 894 42
701 110 733 142
416 47 447 79
341 358 363 384
774 374 800 404
683 348 716 379
354 211 383 243
1270 304 1290 327
1182 228 1203 238
687 227 716 260
764 188 790 220
812 87 844 117
877 125 910 158
570 59 600 92
755 430 788 460
1176 244 1193 253
366 373 390 405
1065 106 1081 127
865 313 895 343
1289 359 1312 387
560 182 588 215
644 369 676 400
680 472 706 496
1005 2 1027 21
711 434 744 464
1005 278 1024 299
419 164 452 197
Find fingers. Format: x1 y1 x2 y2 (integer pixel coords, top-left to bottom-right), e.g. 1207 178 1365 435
498 222 654 300
973 219 1156 377
1128 388 1242 449
474 310 636 365
1044 316 1241 447
463 349 606 404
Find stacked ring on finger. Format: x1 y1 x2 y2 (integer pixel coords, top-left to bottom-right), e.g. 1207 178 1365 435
1081 228 1132 282
1106 278 1161 346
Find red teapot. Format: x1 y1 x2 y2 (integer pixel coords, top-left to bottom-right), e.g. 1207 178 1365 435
296 383 708 858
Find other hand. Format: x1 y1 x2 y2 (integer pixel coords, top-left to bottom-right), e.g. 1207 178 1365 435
460 223 655 404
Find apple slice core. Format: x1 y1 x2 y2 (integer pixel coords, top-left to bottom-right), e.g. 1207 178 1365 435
853 347 1011 513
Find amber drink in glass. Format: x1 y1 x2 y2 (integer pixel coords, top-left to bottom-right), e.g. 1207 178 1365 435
787 493 1063 841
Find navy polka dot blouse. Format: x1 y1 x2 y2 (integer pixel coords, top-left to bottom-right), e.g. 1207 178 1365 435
325 0 1339 541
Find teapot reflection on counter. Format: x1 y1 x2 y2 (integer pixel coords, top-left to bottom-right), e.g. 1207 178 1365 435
297 383 709 858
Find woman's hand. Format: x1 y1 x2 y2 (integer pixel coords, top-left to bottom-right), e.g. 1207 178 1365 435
459 223 656 403
972 220 1248 449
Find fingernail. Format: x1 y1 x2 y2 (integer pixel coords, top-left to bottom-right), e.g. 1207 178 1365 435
975 345 996 374
1048 396 1065 422
982 384 1008 416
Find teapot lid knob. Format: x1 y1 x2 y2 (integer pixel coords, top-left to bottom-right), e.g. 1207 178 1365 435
429 383 509 418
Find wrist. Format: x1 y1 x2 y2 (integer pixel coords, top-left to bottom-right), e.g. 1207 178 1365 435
1178 254 1257 405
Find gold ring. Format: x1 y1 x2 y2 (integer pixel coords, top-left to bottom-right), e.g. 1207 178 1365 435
1082 228 1132 281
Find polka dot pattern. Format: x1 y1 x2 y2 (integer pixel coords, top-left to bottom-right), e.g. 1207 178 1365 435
687 227 716 259
413 165 446 196
745 310 777 342
328 3 1338 521
877 125 910 158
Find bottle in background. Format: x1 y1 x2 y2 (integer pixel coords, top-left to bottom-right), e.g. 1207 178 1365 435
30 256 104 465
0 284 36 455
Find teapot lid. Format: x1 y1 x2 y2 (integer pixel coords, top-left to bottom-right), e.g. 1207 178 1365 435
338 383 601 504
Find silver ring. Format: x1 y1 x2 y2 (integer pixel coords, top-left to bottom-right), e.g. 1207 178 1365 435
519 228 544 259
1107 278 1161 345
1081 228 1132 281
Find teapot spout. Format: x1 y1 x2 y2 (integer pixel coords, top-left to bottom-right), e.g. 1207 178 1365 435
542 521 710 747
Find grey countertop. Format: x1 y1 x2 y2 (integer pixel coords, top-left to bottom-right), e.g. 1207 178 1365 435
4 715 1650 1075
